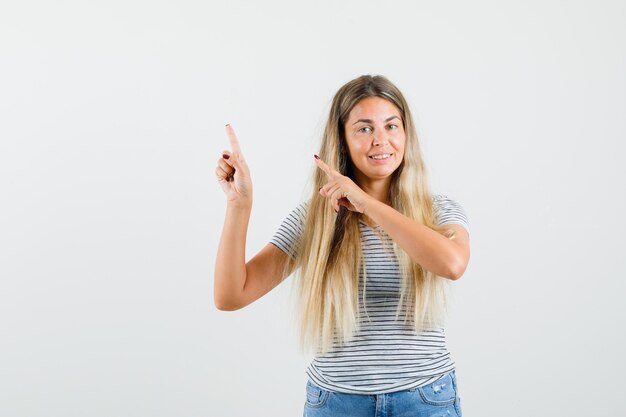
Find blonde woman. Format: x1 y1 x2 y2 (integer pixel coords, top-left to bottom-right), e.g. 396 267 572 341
214 75 470 417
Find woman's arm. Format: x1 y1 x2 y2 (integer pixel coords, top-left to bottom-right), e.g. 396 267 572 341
214 125 294 310
214 125 254 309
313 155 470 280
214 203 251 310
365 200 470 280
214 204 293 311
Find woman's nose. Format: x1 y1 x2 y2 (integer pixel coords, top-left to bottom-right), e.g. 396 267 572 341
372 134 388 146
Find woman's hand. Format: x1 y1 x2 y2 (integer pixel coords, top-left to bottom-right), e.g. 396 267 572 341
216 124 253 208
314 155 373 214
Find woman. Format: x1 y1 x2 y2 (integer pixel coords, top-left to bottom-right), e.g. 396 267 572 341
214 75 470 417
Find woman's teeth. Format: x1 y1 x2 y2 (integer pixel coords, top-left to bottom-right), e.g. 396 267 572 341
370 154 391 160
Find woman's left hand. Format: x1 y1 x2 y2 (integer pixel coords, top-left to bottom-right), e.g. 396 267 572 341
314 155 373 214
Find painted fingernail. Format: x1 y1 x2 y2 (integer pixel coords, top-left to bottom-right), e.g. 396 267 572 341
222 154 230 159
314 154 320 159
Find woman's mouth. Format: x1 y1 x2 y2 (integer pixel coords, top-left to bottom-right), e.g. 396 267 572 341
369 153 392 161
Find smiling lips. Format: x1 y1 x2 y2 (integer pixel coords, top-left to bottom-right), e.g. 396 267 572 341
369 153 392 160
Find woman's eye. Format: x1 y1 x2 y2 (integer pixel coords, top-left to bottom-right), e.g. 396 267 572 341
359 127 372 133
388 124 398 130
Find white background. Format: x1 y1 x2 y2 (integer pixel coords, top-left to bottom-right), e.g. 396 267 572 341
1 0 625 416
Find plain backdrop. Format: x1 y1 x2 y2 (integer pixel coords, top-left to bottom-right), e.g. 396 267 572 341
1 0 625 416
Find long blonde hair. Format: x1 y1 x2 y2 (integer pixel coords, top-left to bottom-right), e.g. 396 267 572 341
284 75 457 355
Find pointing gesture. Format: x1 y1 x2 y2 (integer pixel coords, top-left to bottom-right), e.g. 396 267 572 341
314 155 372 214
216 124 253 207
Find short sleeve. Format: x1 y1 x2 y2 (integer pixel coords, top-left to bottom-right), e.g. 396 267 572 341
432 194 470 236
269 200 309 260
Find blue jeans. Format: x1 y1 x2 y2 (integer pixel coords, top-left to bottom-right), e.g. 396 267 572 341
303 370 462 417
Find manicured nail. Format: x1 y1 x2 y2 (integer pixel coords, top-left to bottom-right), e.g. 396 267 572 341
314 154 320 159
222 154 230 160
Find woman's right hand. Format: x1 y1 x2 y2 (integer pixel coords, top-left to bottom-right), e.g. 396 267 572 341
216 124 253 208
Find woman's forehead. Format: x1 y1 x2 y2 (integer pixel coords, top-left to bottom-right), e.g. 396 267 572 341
348 97 401 122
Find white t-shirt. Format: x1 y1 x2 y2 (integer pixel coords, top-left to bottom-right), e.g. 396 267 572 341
270 194 470 395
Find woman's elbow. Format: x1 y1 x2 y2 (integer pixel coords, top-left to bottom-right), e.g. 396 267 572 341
214 296 242 311
449 258 468 281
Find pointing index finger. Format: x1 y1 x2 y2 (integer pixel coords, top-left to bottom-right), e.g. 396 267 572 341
225 124 242 155
314 155 336 179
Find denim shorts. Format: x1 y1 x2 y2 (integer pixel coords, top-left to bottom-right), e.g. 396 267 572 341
303 370 462 417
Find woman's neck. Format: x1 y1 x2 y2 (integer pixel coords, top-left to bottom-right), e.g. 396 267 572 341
358 179 391 206
356 178 392 227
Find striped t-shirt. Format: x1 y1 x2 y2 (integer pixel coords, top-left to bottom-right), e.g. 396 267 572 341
270 194 470 395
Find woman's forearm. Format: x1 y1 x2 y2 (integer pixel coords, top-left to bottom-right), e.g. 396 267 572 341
214 203 252 310
364 199 461 280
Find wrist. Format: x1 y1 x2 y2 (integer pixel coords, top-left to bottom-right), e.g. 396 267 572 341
361 196 380 217
227 200 252 213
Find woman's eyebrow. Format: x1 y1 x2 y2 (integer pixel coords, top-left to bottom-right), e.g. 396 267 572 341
352 115 400 125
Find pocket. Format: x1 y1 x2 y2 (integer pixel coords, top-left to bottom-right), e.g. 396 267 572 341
417 373 456 406
305 380 330 409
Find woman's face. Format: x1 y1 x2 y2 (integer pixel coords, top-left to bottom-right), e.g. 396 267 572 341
343 96 406 184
